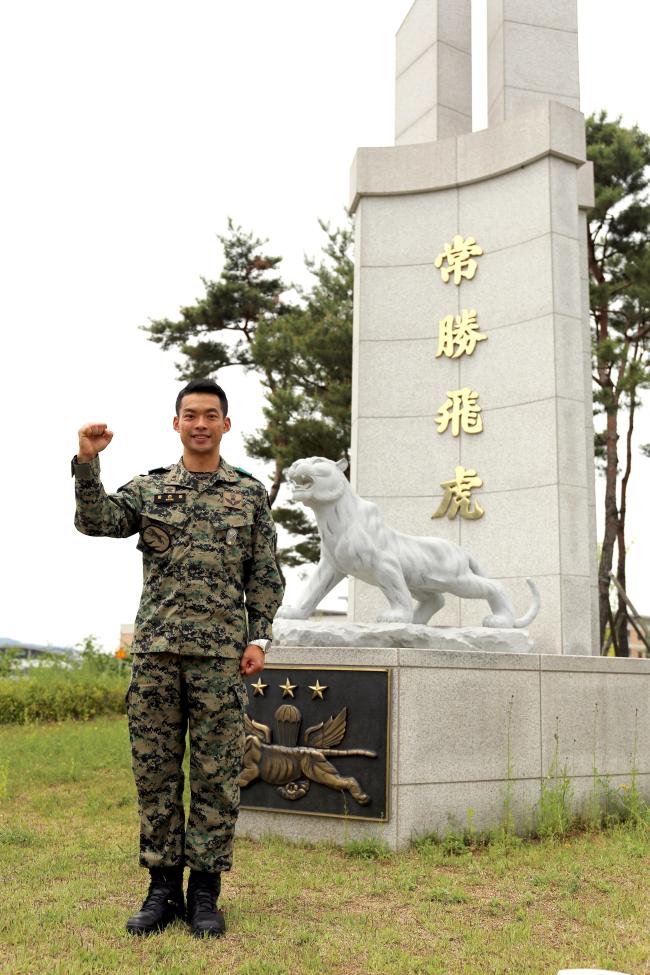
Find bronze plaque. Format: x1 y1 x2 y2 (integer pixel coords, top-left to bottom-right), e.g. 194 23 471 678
240 665 390 821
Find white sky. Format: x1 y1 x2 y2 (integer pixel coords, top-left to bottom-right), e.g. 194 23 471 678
1 0 648 651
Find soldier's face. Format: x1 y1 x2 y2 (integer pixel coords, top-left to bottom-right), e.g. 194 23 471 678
173 393 231 454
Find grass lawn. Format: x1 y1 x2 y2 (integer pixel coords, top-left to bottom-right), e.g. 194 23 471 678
0 717 648 975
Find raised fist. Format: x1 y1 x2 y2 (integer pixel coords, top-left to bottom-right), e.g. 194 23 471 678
77 423 114 463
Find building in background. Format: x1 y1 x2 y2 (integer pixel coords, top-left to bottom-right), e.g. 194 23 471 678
628 619 650 658
0 637 78 664
119 623 134 653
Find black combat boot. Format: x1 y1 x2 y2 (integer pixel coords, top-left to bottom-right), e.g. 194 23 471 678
187 870 225 938
126 866 185 936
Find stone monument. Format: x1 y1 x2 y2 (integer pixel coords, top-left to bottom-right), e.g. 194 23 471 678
349 0 597 656
236 1 650 850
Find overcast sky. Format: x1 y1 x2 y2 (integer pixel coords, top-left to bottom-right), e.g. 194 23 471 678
1 0 648 652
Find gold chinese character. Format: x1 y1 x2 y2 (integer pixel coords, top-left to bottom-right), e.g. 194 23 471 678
432 466 485 520
436 309 487 358
435 235 483 284
435 387 483 436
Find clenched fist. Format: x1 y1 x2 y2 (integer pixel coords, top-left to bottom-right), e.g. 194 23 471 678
77 423 114 463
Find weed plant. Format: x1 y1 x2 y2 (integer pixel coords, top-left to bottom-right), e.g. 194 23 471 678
536 726 574 839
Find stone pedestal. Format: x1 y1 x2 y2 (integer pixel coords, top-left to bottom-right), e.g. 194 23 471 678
273 618 533 653
236 646 650 850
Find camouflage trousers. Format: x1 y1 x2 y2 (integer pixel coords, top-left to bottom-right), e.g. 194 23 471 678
126 652 247 873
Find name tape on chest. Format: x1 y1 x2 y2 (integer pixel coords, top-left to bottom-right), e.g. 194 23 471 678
154 493 186 504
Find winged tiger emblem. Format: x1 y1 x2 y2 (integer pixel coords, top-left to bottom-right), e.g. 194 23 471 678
238 704 377 804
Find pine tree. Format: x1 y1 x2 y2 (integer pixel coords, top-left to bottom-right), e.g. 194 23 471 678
246 222 353 565
143 219 353 567
587 111 650 655
144 219 288 377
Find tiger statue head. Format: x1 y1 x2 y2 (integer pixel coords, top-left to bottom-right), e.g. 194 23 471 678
283 457 349 506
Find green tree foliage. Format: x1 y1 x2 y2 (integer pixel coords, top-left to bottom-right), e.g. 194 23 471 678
245 222 353 566
143 219 353 567
144 219 288 377
587 111 650 655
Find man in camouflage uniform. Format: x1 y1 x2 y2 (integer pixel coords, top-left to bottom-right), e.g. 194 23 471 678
72 379 284 938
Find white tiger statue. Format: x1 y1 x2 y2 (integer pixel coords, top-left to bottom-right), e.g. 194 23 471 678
275 457 540 629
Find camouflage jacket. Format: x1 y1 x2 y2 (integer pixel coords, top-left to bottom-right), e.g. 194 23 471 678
73 455 284 658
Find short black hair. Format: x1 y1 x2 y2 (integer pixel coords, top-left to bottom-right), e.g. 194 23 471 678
175 379 228 417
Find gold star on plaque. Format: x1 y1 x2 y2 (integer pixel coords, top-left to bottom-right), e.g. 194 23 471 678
308 679 328 700
251 677 268 696
279 677 297 698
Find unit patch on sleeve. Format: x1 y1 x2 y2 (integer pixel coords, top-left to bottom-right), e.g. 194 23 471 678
140 524 172 553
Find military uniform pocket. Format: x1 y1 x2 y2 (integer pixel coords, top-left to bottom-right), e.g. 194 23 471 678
124 677 158 708
215 513 253 563
233 680 249 712
137 506 188 555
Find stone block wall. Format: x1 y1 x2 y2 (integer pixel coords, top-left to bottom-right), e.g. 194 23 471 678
237 646 650 850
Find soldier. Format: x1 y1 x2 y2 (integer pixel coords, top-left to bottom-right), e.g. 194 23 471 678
72 378 284 938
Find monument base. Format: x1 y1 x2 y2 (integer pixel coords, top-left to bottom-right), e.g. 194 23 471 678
237 645 650 851
273 619 533 653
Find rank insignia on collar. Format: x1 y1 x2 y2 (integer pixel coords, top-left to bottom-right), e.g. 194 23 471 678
154 493 186 504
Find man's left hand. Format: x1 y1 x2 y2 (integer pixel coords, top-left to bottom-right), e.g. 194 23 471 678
240 644 265 676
